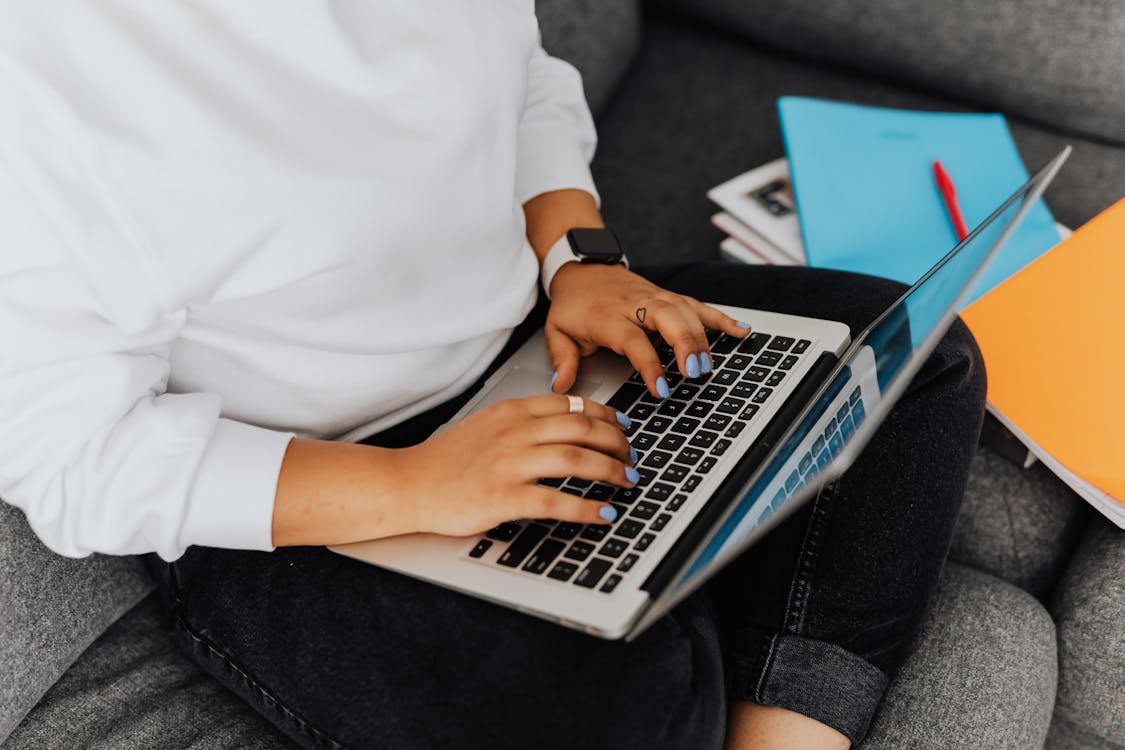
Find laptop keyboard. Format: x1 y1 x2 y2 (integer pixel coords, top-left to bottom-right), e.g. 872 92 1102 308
468 329 815 594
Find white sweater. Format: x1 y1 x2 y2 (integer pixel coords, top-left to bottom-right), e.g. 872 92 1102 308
0 2 598 560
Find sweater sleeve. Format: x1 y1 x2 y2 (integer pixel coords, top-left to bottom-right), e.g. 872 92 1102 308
0 63 293 561
514 40 600 206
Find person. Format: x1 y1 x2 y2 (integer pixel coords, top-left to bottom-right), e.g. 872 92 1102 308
0 4 986 749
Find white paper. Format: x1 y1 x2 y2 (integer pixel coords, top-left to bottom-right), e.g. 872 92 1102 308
708 158 806 264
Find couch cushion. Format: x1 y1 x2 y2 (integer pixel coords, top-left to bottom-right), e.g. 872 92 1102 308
0 502 155 744
1048 518 1125 750
863 562 1057 749
652 0 1125 146
5 593 293 750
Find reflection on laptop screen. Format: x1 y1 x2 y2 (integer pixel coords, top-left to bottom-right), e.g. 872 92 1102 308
666 155 1064 598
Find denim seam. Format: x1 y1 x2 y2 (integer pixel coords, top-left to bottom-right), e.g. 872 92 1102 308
170 607 349 750
782 481 838 634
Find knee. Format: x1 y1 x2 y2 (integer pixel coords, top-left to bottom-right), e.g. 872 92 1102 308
943 316 988 407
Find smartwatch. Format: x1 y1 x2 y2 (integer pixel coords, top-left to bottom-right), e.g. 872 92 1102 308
540 228 630 299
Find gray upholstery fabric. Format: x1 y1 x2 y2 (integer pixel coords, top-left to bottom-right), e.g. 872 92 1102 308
1048 519 1125 750
5 594 293 750
652 0 1125 145
0 502 155 744
591 14 1125 269
537 0 641 116
863 563 1057 750
952 445 1090 598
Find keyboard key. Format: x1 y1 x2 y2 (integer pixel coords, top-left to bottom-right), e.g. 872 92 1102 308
565 540 595 561
631 501 661 520
840 413 856 441
699 384 726 401
574 558 612 588
646 416 674 433
837 403 851 423
657 433 687 451
667 493 688 512
671 417 702 434
689 430 719 449
751 387 773 404
617 553 640 572
727 354 754 370
548 561 578 581
613 486 642 505
785 470 801 493
655 341 675 361
643 450 673 469
853 399 866 426
498 524 550 567
628 370 646 384
600 574 623 594
635 468 657 486
768 335 796 351
713 370 739 386
725 422 746 438
824 417 838 442
684 475 702 492
585 483 615 501
657 400 686 417
698 456 717 474
469 539 492 558
614 519 645 539
771 487 787 509
712 333 740 354
629 402 656 421
744 366 770 382
661 464 689 483
552 522 583 540
632 432 658 451
568 477 592 489
765 371 785 387
711 439 732 456
704 414 731 431
717 397 746 414
850 386 862 405
779 355 799 370
709 355 725 369
738 332 771 355
651 513 673 532
816 451 832 474
686 401 714 418
793 339 812 354
580 525 608 542
812 436 826 455
560 485 583 496
755 350 782 367
539 477 564 488
645 482 675 502
829 432 844 457
676 447 704 465
599 538 629 559
607 383 646 413
635 533 657 551
740 404 760 420
523 539 566 574
624 422 641 437
731 382 757 399
672 384 699 401
486 522 521 542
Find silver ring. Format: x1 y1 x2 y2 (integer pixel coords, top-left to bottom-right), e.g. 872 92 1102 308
566 395 584 414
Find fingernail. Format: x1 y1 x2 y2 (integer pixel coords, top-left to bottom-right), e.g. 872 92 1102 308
625 466 640 484
700 352 713 374
616 410 632 428
599 506 618 522
629 446 638 465
656 376 670 399
737 321 752 329
685 353 701 379
549 370 558 389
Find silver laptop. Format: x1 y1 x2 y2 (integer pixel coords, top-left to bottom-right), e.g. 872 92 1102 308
332 149 1068 640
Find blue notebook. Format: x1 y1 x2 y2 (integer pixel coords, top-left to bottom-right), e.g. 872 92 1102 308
777 97 1060 306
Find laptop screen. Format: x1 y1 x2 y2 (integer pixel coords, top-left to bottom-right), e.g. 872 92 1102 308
652 149 1069 612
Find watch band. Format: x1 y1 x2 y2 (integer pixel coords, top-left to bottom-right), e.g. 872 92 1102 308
539 231 630 300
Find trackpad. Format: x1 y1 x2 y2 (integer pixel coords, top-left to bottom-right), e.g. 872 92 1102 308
469 366 602 414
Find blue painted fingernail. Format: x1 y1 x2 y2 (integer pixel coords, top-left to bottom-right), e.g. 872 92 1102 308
599 506 618 522
737 321 752 329
549 370 558 389
656 376 670 399
629 446 638 465
616 410 631 428
700 352 713 374
626 466 640 484
686 353 701 378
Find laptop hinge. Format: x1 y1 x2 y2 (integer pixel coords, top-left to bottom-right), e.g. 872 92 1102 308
640 350 839 596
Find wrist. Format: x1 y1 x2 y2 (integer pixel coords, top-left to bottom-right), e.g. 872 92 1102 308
539 228 629 299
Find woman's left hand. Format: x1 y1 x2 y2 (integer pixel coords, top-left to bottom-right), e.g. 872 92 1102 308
546 263 753 398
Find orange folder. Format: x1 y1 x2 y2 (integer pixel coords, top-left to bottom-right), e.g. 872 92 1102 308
962 197 1125 502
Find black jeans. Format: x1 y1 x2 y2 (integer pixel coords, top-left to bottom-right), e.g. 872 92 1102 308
153 263 987 749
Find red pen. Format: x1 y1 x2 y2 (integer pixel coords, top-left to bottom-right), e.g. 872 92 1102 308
933 160 969 241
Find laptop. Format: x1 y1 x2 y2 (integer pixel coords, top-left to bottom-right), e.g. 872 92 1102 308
332 148 1069 640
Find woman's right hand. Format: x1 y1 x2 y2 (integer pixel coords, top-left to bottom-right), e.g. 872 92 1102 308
398 394 638 537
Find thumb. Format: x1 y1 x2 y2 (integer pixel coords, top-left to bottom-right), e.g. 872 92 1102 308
545 326 582 394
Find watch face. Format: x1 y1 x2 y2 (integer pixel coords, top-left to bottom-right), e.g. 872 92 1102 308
567 228 624 263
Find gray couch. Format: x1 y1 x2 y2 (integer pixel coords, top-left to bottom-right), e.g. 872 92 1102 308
4 2 1124 748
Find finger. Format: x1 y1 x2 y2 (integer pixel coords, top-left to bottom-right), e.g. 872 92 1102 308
632 299 709 380
526 413 634 465
665 298 714 377
544 325 582 394
518 393 628 428
521 444 638 490
511 486 620 525
686 298 753 338
613 322 669 399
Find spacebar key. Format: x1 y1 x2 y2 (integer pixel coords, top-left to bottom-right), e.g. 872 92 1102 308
498 524 550 567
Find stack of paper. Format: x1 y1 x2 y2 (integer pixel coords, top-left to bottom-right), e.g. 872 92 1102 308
707 159 806 266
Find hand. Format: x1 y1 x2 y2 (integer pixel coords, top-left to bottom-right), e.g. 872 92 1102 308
400 394 638 537
546 263 752 397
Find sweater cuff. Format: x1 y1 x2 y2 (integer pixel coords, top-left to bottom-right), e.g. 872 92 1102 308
515 127 601 207
180 418 294 552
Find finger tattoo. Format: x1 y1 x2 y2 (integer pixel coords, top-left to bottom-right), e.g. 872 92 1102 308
635 307 647 325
